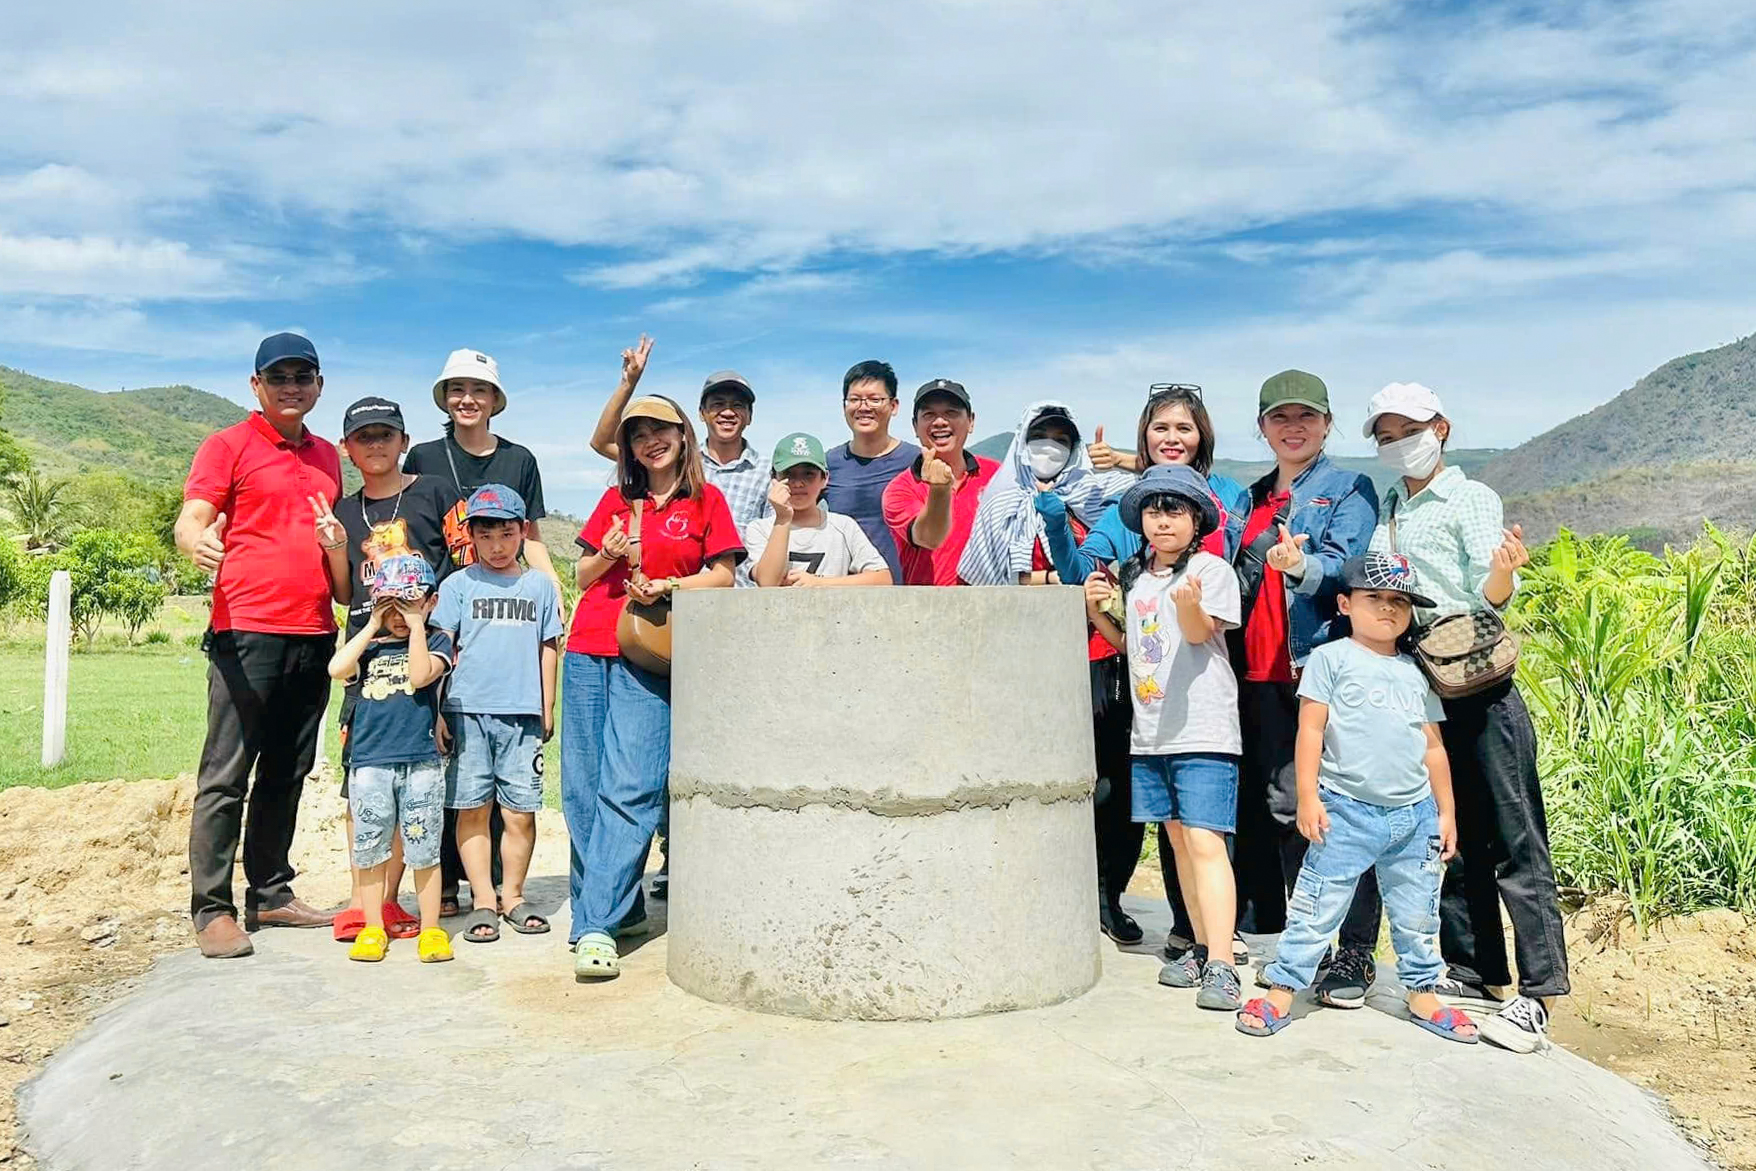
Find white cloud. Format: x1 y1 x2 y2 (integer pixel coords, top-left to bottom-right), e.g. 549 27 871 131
0 234 240 300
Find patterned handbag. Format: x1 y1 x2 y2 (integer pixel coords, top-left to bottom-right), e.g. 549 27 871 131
1389 497 1519 699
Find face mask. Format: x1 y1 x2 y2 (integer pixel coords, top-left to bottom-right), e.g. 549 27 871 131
1377 427 1442 479
1026 438 1072 480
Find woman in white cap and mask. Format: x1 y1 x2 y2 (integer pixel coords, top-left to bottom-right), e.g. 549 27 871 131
1348 381 1565 1055
405 348 565 917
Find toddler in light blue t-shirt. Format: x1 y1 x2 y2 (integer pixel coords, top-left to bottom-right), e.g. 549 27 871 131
1236 553 1479 1045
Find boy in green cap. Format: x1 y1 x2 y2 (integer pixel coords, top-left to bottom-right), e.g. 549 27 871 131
745 432 894 587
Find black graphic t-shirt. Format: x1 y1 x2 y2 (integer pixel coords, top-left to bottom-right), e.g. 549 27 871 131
404 434 547 569
346 631 454 767
338 474 458 639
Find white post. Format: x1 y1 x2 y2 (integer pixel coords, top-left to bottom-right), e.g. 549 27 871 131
41 570 71 768
312 718 328 777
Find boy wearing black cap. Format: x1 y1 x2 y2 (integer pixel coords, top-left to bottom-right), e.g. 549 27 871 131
1236 552 1473 1044
313 396 459 941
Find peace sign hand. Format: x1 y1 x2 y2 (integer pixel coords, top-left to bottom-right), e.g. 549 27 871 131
1491 523 1529 572
310 495 344 548
620 335 654 390
1266 524 1310 576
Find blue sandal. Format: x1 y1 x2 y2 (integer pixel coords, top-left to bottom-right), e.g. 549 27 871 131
1235 997 1291 1037
1411 1005 1479 1044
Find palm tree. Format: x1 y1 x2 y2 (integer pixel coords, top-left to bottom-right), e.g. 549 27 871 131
6 471 76 552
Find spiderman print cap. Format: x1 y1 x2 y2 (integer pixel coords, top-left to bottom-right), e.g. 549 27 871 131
463 482 526 522
1340 552 1437 609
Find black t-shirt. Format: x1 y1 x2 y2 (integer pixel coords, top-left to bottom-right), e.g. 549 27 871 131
405 433 547 570
346 631 453 767
338 473 458 639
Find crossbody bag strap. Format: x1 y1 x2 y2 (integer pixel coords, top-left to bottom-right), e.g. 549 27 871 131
628 499 644 575
1387 492 1399 555
1236 495 1291 621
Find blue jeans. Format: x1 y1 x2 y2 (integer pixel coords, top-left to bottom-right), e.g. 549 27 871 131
1263 790 1444 993
560 652 670 943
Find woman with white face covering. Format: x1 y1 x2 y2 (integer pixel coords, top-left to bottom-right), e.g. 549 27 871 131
1345 382 1566 1055
959 403 1143 941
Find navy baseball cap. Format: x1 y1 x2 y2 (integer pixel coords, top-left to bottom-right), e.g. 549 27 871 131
254 332 320 373
342 396 405 438
463 483 527 522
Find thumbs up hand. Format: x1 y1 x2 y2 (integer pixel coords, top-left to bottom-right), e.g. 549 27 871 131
1265 524 1310 576
1086 424 1121 471
194 512 228 573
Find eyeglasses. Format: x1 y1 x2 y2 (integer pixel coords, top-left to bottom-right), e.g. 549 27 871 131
1148 382 1202 401
844 395 893 409
261 370 318 387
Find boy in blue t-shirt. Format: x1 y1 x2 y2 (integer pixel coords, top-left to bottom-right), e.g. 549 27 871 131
327 554 454 964
432 484 563 944
1237 553 1478 1044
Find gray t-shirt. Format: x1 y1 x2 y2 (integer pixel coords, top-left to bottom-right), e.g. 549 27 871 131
1125 551 1242 755
1297 637 1446 808
742 510 889 581
431 564 564 716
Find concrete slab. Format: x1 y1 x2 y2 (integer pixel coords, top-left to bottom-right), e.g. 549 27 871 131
21 890 1706 1171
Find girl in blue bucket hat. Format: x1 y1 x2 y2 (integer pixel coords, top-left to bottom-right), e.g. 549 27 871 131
1085 464 1246 1011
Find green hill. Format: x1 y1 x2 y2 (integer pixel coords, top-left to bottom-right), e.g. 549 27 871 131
1504 461 1756 552
1476 331 1756 497
0 366 247 484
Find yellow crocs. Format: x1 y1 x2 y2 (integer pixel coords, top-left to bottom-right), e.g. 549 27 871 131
348 925 389 963
417 926 453 964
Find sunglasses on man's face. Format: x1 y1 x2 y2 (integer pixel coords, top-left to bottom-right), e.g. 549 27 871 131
261 370 318 388
1148 382 1202 402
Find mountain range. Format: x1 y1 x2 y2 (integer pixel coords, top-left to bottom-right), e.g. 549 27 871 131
5 331 1755 551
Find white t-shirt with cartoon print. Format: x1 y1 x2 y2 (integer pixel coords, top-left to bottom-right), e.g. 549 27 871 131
1125 550 1243 756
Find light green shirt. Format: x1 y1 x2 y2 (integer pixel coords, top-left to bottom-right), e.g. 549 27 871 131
1368 465 1515 619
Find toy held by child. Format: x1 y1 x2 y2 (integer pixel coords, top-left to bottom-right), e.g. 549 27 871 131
327 553 455 964
1236 552 1475 1043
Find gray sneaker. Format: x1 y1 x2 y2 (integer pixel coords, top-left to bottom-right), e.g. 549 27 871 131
1196 961 1243 1011
1479 995 1549 1053
1158 949 1202 988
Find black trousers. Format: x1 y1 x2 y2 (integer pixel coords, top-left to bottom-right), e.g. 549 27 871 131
1233 678 1377 952
1092 662 1143 909
189 630 333 929
1439 681 1570 997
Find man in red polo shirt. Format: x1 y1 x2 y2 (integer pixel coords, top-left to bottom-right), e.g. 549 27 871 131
175 332 342 958
882 378 1000 585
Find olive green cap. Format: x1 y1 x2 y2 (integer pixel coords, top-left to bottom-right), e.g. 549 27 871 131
772 431 828 472
1258 369 1330 416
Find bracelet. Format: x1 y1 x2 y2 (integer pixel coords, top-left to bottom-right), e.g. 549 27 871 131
320 539 345 550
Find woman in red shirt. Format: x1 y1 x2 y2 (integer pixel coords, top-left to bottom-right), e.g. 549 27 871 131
561 395 742 981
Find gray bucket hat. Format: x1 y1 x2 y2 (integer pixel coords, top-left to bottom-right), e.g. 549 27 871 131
1119 465 1219 537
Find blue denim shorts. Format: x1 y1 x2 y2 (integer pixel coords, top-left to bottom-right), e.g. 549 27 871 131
1130 753 1239 833
348 760 445 870
445 713 545 813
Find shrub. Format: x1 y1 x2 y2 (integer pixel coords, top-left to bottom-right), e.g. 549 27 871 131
21 528 168 647
143 629 171 644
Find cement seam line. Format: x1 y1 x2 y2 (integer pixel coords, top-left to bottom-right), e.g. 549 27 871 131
668 775 1096 815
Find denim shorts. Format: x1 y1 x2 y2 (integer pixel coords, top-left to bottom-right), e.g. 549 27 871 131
445 713 545 813
1130 753 1239 833
348 760 445 870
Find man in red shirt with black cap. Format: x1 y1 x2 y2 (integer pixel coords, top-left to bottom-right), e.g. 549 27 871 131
175 332 342 958
882 378 1000 585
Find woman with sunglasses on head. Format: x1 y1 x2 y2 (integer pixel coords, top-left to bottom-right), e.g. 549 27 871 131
562 395 742 981
1041 384 1248 950
1230 371 1378 978
1346 382 1564 1054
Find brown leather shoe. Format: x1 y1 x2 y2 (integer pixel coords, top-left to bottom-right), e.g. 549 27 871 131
245 898 338 930
196 915 254 959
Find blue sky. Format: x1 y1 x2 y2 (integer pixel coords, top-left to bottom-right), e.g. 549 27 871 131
3 0 1754 514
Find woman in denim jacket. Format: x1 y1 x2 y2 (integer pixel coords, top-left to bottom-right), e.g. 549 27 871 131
1229 371 1378 947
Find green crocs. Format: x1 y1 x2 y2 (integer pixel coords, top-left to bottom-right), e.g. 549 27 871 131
573 931 620 981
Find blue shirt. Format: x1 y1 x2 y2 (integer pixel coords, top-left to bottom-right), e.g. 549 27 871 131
1297 637 1445 808
431 565 563 716
348 631 453 767
824 440 921 583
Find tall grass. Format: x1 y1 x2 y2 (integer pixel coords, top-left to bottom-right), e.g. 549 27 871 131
1516 526 1756 924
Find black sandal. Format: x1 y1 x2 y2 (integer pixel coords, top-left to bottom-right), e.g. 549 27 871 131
461 906 500 943
500 902 550 935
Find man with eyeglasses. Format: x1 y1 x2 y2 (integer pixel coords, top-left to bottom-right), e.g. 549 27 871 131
175 332 344 959
824 359 918 582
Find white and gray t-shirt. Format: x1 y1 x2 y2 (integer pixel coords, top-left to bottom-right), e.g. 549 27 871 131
742 510 889 580
1125 550 1242 756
